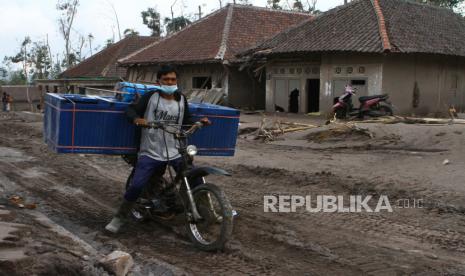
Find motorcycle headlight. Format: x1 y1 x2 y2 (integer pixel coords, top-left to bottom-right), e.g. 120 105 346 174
186 145 198 156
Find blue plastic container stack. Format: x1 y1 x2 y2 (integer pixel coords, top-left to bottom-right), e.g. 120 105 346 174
44 93 240 156
44 93 137 154
116 82 159 102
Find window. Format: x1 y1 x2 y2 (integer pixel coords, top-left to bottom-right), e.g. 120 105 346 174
192 76 212 89
351 79 366 86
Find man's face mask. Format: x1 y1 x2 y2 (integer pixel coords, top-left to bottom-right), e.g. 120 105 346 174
159 85 178 95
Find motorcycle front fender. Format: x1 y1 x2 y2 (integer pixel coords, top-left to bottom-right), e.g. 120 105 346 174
185 166 231 180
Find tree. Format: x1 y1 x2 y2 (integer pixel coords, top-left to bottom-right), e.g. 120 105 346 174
238 0 252 4
88 33 94 56
4 37 53 82
124 29 140 37
105 38 114 48
305 0 320 14
50 57 63 79
141 8 162 37
293 0 304 10
109 2 122 41
57 0 79 69
267 0 282 9
29 41 52 80
291 0 320 14
8 71 27 85
415 0 464 9
164 16 192 34
73 35 86 63
8 37 32 85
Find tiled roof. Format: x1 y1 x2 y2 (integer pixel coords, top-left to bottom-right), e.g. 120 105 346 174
380 0 465 56
244 0 465 57
60 35 158 79
118 4 311 66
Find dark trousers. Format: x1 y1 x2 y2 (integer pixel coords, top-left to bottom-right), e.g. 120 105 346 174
124 155 200 202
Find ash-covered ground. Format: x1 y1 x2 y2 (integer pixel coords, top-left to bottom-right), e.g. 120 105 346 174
1 111 464 275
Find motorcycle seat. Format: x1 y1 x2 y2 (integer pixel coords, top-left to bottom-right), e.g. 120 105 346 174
359 94 388 102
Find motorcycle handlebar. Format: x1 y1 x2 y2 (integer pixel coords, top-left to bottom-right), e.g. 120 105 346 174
146 121 206 136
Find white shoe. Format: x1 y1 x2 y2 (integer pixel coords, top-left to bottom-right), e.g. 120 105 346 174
105 217 124 233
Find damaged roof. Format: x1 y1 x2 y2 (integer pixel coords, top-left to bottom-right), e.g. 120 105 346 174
60 35 159 79
118 4 311 66
244 0 465 57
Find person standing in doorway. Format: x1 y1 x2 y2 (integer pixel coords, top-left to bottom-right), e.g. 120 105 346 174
2 92 7 112
6 94 13 112
289 88 299 113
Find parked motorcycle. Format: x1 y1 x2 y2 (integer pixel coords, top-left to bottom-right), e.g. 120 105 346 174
122 121 235 251
332 85 393 119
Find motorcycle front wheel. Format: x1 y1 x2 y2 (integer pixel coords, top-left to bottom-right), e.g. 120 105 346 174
186 183 234 251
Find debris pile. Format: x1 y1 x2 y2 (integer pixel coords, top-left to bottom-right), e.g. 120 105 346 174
306 122 374 143
248 116 319 142
355 116 465 125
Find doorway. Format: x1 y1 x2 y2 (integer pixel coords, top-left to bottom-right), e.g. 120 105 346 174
274 79 300 112
306 79 320 113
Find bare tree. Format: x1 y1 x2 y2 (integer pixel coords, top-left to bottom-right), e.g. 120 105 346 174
46 34 54 69
76 35 86 61
88 33 94 56
108 2 122 41
171 0 179 20
306 0 318 13
57 0 79 68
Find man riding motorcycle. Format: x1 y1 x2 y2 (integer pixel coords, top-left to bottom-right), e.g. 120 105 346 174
105 65 209 233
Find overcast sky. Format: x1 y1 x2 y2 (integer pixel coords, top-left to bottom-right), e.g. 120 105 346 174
0 0 344 64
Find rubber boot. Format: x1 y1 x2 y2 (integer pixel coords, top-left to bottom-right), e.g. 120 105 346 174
105 200 134 234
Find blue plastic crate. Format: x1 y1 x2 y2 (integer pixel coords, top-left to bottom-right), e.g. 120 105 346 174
44 93 138 154
44 94 240 156
188 103 240 156
116 82 159 102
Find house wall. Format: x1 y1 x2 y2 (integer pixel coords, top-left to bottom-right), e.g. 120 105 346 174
265 53 465 115
319 54 384 114
228 67 266 109
265 54 383 114
382 54 465 115
265 61 321 113
127 64 225 89
127 64 264 109
0 85 43 112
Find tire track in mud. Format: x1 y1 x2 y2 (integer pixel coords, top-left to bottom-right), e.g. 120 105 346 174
212 165 465 275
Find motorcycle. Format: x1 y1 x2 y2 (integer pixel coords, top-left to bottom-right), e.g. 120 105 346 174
122 120 235 251
332 86 393 119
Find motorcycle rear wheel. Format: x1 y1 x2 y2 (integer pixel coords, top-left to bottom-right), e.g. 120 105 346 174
378 105 393 116
186 183 234 251
335 108 346 119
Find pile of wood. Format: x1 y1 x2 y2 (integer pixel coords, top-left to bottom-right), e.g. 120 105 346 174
355 116 465 125
253 116 319 142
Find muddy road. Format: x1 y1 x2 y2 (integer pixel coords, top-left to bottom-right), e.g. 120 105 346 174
1 112 465 275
